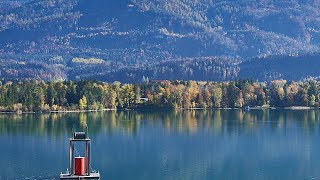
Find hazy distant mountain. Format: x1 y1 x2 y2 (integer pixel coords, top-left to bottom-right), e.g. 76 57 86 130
0 0 320 82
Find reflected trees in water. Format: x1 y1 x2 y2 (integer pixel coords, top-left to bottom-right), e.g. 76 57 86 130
0 109 320 137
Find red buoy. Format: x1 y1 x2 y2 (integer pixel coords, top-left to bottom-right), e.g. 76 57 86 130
75 157 85 176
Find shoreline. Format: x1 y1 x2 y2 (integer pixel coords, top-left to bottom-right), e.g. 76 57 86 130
0 108 116 114
0 106 318 114
283 106 316 110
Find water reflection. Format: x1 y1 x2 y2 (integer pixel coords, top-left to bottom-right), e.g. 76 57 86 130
0 109 319 136
1 109 320 180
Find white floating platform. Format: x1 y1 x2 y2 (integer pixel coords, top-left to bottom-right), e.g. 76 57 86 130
60 172 100 179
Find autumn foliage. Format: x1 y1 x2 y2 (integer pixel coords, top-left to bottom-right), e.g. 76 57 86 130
0 79 319 112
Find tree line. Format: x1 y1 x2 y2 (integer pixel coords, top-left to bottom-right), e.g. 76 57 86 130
0 79 319 112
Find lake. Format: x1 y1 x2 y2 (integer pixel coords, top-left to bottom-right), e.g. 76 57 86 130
0 109 320 180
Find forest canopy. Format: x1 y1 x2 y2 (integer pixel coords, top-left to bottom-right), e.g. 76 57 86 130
0 79 319 112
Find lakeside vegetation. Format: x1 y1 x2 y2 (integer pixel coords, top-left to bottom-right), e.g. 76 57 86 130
0 79 319 112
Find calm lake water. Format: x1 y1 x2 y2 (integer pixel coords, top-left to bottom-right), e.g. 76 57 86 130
0 109 320 180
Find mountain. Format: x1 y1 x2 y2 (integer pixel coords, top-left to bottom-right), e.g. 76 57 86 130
239 53 320 81
0 0 320 82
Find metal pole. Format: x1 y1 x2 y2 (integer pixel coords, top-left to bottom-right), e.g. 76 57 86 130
85 141 88 175
87 141 91 175
69 140 74 175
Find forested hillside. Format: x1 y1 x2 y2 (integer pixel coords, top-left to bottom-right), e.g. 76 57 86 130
0 0 320 82
240 53 320 81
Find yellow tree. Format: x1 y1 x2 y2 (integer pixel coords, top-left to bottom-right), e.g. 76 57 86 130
79 96 87 110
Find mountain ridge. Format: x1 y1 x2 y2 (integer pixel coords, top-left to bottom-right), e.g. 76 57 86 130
0 0 320 82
